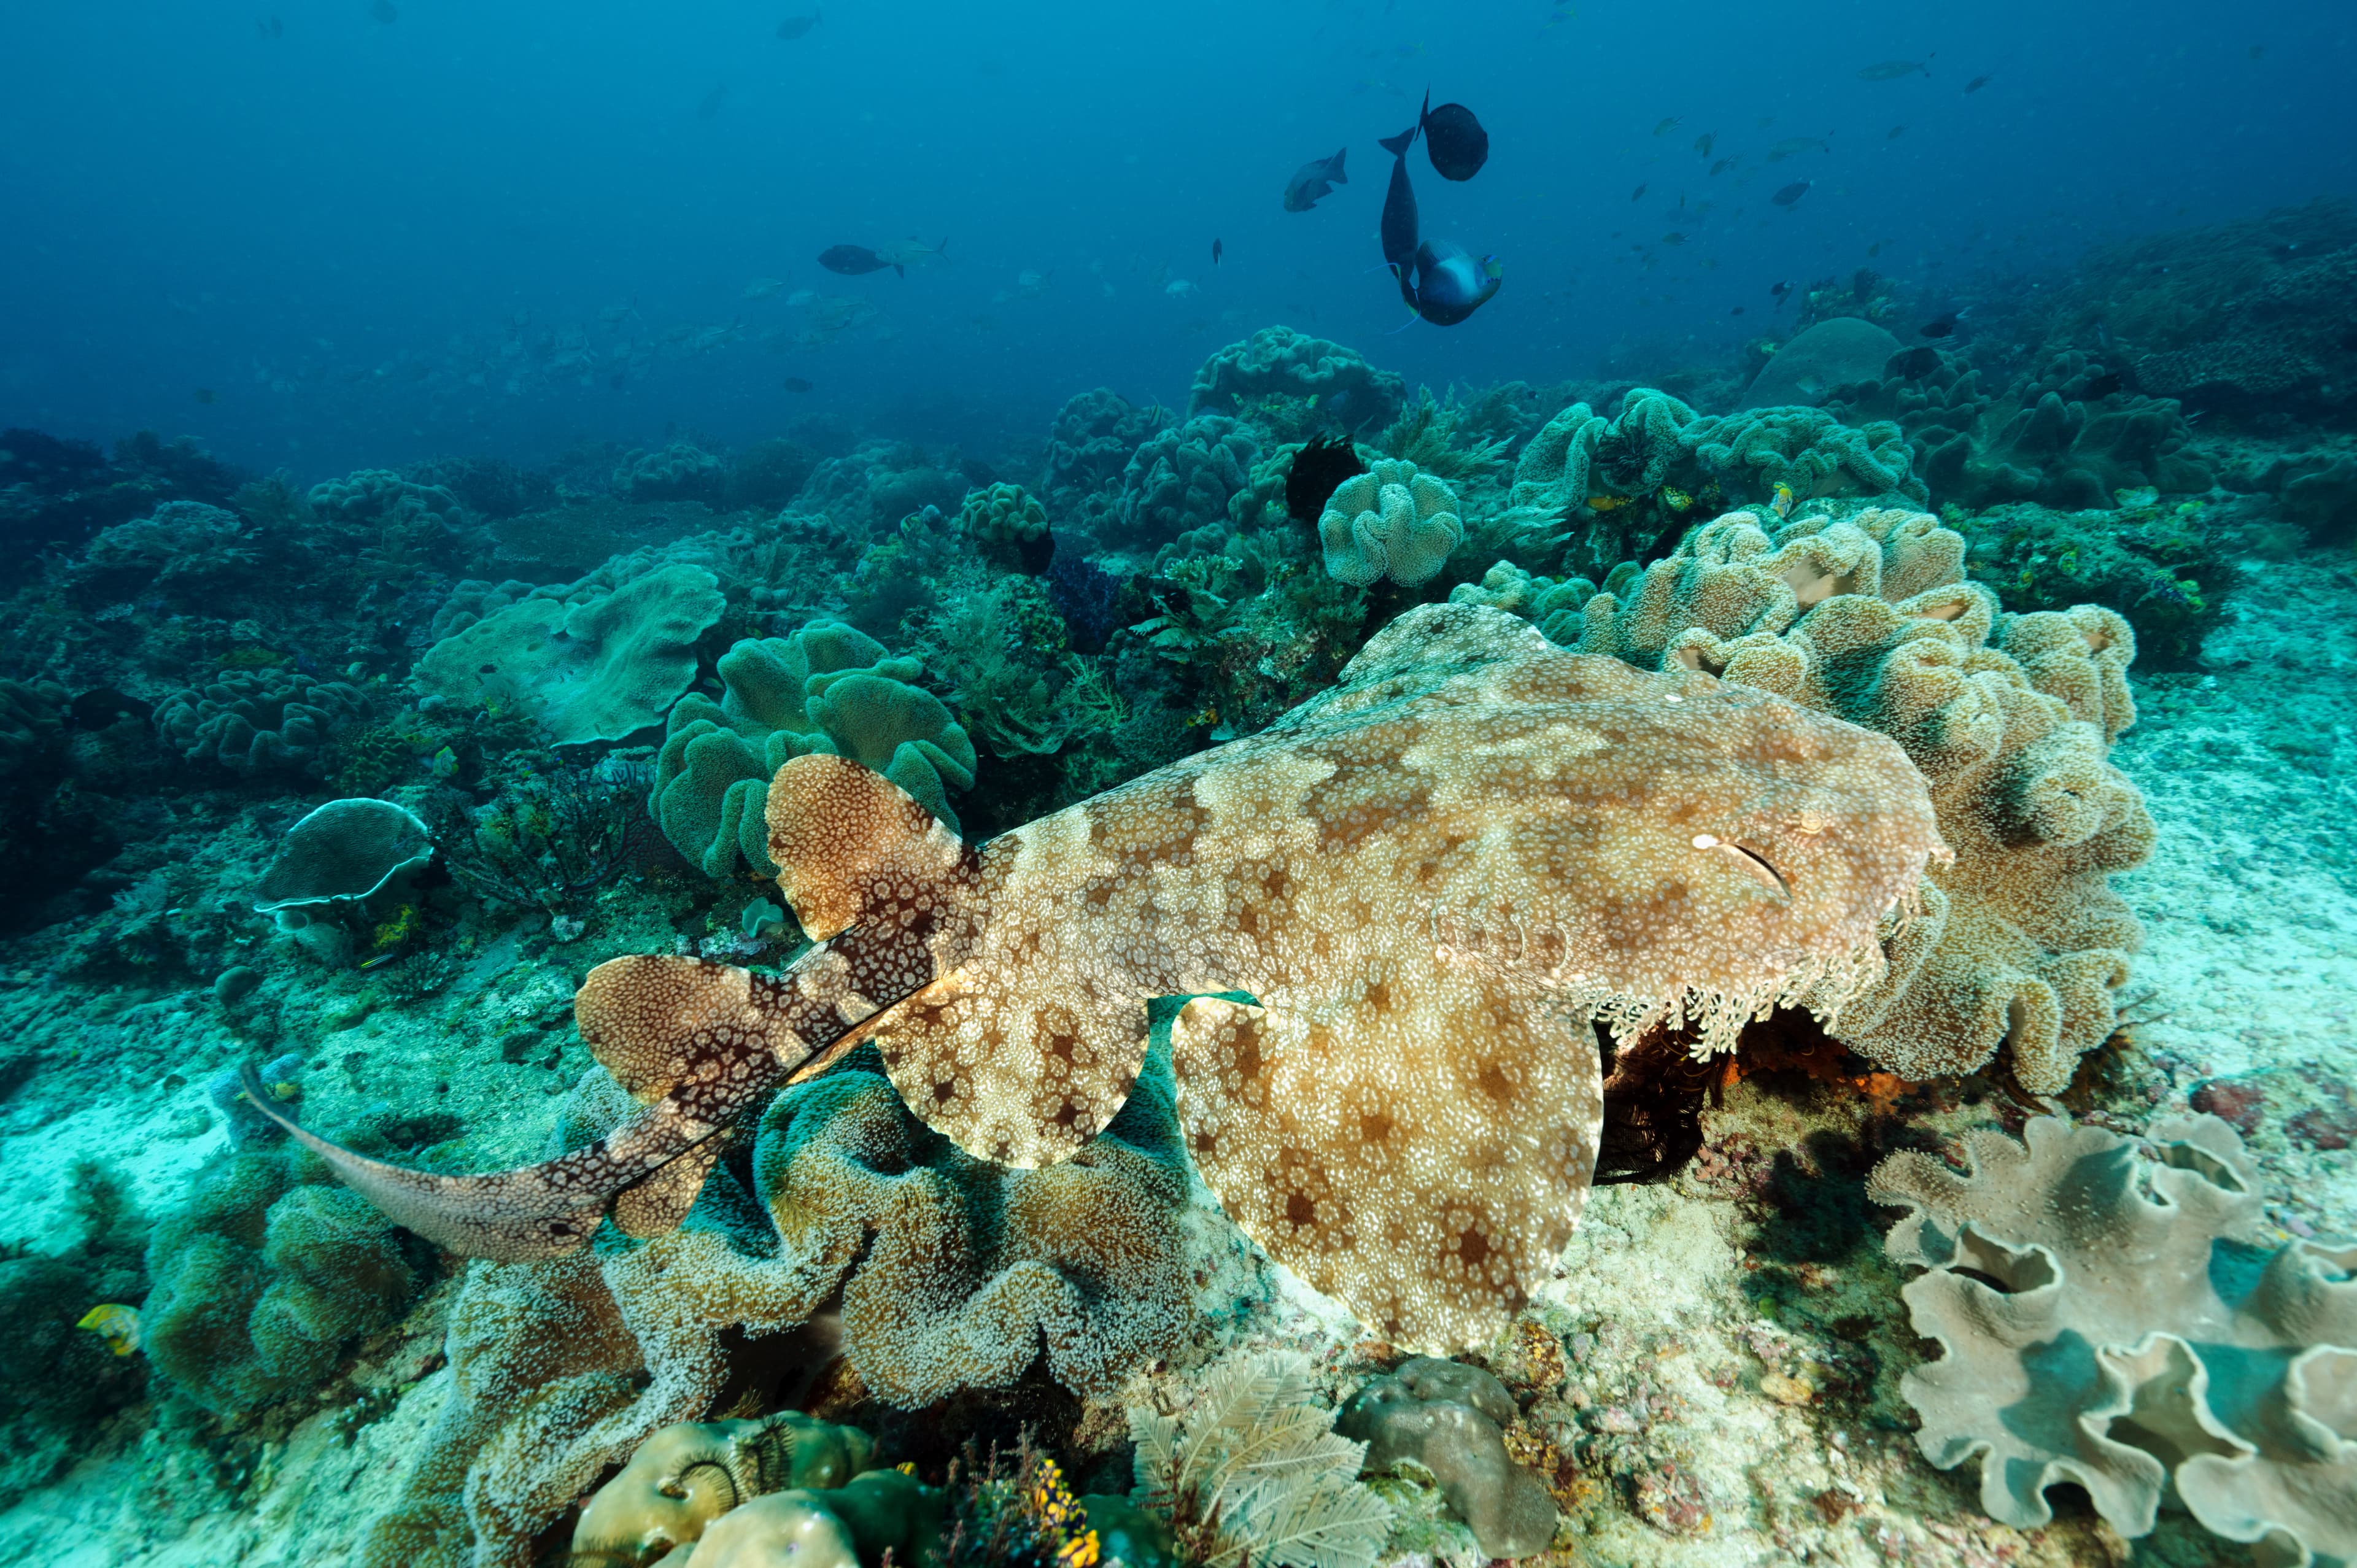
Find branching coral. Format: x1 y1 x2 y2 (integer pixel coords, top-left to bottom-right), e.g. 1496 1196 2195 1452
1186 326 1406 434
1316 458 1465 587
1569 506 2151 1092
1870 1114 2357 1564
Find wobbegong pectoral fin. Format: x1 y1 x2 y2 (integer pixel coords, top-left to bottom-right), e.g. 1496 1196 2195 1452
610 1132 729 1238
238 1063 628 1261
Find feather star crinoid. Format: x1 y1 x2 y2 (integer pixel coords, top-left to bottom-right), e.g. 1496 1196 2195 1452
246 604 1944 1351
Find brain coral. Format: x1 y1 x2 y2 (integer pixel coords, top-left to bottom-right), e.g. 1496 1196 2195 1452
1187 325 1406 431
652 620 976 875
355 1043 1189 1568
1569 506 2152 1092
1740 317 1903 408
1112 415 1261 552
1870 1114 2357 1564
414 561 727 745
155 668 368 776
1317 458 1465 587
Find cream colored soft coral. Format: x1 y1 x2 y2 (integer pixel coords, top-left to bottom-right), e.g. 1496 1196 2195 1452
1570 508 2151 1091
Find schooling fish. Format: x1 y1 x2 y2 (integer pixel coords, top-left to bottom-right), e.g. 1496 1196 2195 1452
1652 117 1681 136
1919 307 1966 338
819 245 899 277
1857 58 1931 80
1212 238 1223 266
776 11 820 39
1964 73 1994 93
1772 180 1811 207
1693 131 1715 157
781 377 815 393
1631 182 1647 201
1283 147 1349 212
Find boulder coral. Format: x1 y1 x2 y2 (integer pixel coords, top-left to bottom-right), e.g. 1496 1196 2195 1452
1870 1114 2356 1564
413 561 727 746
1112 414 1261 553
1186 325 1406 433
570 1413 882 1566
1337 1357 1557 1559
155 668 368 776
652 620 976 875
1568 506 2151 1092
1316 458 1465 587
351 1043 1190 1568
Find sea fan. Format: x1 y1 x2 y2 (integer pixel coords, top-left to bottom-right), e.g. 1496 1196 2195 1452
1131 1350 1392 1568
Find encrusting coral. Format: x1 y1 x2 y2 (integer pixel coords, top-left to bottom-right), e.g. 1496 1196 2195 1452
1869 1114 2357 1566
261 601 1943 1362
1336 1357 1557 1559
1555 506 2152 1093
1316 458 1465 587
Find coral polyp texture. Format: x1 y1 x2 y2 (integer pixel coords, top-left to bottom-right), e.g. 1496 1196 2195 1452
652 619 976 871
1870 1114 2357 1565
1564 506 2152 1092
1316 457 1464 586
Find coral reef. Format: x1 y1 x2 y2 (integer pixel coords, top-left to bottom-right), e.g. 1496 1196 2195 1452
1316 458 1465 587
671 1470 945 1568
570 1413 882 1566
1567 507 2152 1092
1739 318 1903 407
1041 389 1166 534
155 668 369 777
352 1039 1189 1567
414 562 727 746
1112 415 1261 554
1870 1114 2356 1564
1186 326 1406 436
1951 496 2234 668
141 1146 425 1420
251 798 433 913
1336 1357 1557 1559
652 620 976 875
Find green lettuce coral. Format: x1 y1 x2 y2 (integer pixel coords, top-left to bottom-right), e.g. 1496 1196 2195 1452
652 621 975 876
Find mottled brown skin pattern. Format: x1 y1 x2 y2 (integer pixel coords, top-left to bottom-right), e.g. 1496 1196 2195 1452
257 606 1941 1353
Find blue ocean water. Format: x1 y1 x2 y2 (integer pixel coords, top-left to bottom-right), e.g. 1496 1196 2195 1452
4 0 2347 471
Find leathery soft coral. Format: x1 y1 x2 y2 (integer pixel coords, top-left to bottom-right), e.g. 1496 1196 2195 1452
1870 1114 2356 1565
357 1043 1189 1568
1566 506 2152 1093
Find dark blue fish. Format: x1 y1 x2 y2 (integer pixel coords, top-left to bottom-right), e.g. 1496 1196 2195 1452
819 244 899 277
1283 148 1349 212
1377 122 1501 326
776 11 820 39
1417 92 1489 181
1771 180 1811 207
